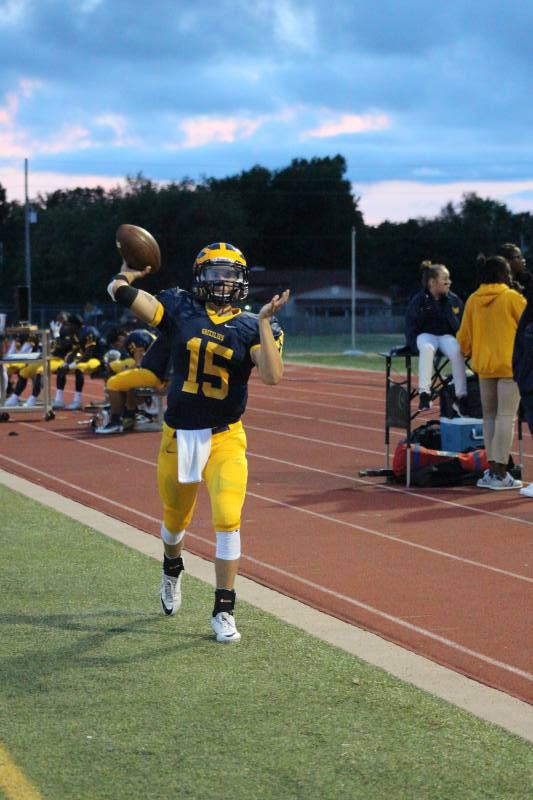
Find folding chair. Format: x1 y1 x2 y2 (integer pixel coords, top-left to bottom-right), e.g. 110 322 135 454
359 345 453 487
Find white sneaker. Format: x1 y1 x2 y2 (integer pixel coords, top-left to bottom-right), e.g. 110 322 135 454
66 400 82 410
52 400 65 409
159 572 182 616
135 412 161 432
486 472 522 491
4 394 21 407
476 469 492 488
211 612 241 643
94 421 124 435
519 483 533 498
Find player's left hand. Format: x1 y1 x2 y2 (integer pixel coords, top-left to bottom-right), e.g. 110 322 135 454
258 289 290 320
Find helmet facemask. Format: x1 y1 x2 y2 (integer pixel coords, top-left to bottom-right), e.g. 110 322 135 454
193 262 249 306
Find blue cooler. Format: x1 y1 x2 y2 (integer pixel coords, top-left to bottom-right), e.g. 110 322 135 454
440 417 484 452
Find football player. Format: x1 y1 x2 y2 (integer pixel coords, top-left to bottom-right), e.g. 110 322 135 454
94 328 168 434
50 314 83 409
53 323 103 410
107 242 289 643
3 331 41 407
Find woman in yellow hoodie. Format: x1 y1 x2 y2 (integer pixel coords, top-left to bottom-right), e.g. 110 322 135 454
457 254 526 490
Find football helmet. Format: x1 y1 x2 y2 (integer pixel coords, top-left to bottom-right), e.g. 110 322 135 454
192 242 249 305
125 329 156 356
79 325 99 349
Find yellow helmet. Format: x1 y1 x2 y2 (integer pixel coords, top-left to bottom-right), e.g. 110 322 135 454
192 242 249 305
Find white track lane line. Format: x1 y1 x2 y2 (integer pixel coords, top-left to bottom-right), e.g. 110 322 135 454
76 384 533 462
3 426 532 579
0 457 531 685
32 384 533 512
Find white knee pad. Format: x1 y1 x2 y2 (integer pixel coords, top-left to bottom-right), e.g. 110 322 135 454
160 525 185 546
215 529 241 560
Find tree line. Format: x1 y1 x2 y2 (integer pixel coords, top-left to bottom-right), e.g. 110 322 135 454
0 154 531 305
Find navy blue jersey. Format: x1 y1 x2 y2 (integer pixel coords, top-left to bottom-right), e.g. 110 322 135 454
154 288 283 429
51 326 79 358
140 333 172 383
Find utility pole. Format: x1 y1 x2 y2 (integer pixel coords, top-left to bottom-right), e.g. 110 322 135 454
351 225 356 350
24 157 32 323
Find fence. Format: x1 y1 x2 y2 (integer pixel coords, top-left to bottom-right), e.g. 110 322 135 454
0 303 405 337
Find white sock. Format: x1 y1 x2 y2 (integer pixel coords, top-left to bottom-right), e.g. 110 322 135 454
55 390 64 403
73 391 82 402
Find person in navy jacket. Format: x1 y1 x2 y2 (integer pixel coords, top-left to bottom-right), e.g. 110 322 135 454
405 261 467 412
512 282 533 497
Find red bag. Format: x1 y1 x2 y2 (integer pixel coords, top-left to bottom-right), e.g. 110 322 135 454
392 441 488 480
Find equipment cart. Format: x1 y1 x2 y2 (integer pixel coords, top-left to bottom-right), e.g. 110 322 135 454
0 327 55 422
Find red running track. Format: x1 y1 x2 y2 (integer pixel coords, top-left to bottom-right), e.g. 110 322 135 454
1 363 532 704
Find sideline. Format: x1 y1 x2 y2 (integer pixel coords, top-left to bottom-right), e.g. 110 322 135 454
1 468 532 743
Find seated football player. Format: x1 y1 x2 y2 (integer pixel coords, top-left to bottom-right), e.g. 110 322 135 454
49 314 83 409
4 332 41 407
54 324 103 410
94 329 169 434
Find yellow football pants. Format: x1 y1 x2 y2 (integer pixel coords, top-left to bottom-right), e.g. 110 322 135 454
75 358 101 374
14 362 41 379
107 367 165 392
110 357 136 374
157 421 248 534
37 357 65 375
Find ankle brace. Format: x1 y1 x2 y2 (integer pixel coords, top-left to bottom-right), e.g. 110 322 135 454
163 554 184 578
213 588 236 616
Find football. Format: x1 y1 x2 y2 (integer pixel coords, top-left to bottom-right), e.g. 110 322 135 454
116 224 161 273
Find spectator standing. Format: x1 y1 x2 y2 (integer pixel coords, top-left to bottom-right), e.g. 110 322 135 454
497 243 531 294
405 261 467 412
457 254 526 490
512 281 533 497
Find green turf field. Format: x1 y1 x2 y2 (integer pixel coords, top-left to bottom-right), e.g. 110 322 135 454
284 333 406 370
1 484 532 800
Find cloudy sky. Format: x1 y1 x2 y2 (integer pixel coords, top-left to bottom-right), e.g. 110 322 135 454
1 0 532 224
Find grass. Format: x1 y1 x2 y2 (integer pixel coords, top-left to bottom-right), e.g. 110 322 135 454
283 333 405 370
1 483 532 800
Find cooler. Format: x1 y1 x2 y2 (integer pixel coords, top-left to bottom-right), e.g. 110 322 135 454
440 417 484 452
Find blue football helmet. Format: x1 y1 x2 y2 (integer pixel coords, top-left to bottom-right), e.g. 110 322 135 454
79 325 99 349
192 242 249 305
125 329 156 356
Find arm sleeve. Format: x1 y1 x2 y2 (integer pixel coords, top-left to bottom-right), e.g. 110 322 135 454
152 288 183 334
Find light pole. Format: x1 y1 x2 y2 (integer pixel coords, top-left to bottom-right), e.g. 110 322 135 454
343 225 363 354
24 157 32 323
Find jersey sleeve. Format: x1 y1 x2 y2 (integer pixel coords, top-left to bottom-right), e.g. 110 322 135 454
151 287 182 332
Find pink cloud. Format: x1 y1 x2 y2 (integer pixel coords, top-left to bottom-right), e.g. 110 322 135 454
0 165 128 202
357 179 533 225
303 112 391 139
174 116 262 149
0 91 19 127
